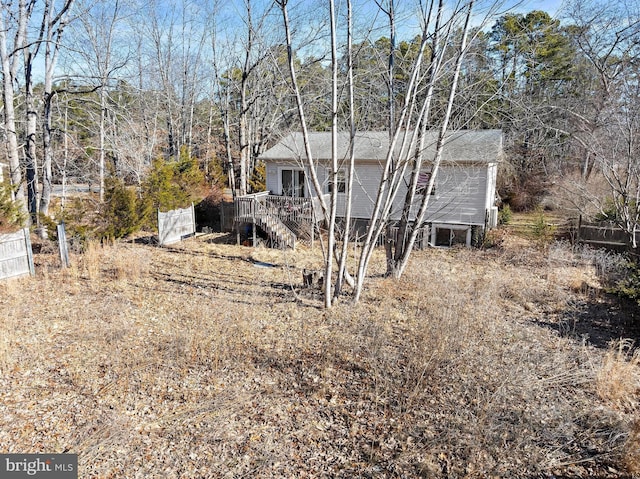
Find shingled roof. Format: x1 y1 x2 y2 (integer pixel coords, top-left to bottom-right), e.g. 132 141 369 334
259 129 502 164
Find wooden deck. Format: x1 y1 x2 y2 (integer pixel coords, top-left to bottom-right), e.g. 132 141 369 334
234 193 328 248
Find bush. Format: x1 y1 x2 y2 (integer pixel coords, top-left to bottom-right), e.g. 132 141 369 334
194 187 226 232
0 181 26 233
249 160 266 193
140 147 208 228
100 176 143 240
207 156 228 190
56 198 99 252
530 207 556 247
607 260 640 304
498 204 512 225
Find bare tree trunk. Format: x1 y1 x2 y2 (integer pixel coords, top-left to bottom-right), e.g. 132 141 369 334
335 0 356 298
352 2 436 302
23 1 42 223
277 0 328 221
99 87 107 201
323 0 340 307
211 27 237 197
238 1 252 196
391 0 475 278
0 0 31 215
0 48 23 208
24 62 39 222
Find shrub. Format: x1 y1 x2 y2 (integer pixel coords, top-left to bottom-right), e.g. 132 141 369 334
55 197 100 251
0 181 26 233
207 156 228 190
594 197 620 222
140 147 207 228
498 204 512 225
608 260 640 305
100 176 143 240
530 207 556 247
249 160 266 193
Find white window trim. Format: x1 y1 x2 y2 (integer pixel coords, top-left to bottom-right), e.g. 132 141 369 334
278 166 306 197
327 168 347 195
430 223 472 247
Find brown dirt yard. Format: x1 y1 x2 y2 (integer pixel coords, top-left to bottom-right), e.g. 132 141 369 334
1 233 639 478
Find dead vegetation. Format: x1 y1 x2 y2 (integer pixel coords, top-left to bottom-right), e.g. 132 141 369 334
0 233 639 478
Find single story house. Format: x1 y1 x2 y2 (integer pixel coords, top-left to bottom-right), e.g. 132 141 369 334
235 129 501 248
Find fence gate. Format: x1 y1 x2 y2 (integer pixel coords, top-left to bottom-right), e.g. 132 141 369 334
0 228 34 280
158 204 196 246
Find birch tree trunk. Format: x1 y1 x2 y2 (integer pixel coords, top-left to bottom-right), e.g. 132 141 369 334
22 0 42 224
352 0 481 300
277 0 329 222
390 1 475 279
323 0 339 307
24 57 39 222
0 0 31 215
335 0 356 298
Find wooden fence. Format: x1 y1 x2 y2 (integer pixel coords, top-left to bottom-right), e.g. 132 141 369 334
158 204 196 246
577 220 636 252
0 228 34 280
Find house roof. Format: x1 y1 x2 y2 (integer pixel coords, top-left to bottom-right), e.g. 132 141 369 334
259 129 502 164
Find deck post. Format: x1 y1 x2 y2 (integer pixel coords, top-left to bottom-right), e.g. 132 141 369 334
310 207 314 250
252 202 257 246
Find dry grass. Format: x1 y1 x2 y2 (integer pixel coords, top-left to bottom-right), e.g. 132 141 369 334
597 339 640 413
1 233 639 478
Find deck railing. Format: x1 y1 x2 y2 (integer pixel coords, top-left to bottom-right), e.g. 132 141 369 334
235 193 330 247
235 192 270 221
237 193 329 224
235 192 297 248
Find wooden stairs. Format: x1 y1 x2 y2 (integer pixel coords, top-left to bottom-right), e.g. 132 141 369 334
235 194 296 249
253 201 296 248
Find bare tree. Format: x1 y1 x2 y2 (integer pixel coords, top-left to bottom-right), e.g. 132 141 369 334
21 0 42 223
0 0 32 214
278 0 500 306
545 0 640 245
40 0 75 216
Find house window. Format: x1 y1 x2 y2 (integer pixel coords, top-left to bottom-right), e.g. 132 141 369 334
432 225 471 247
416 170 435 195
281 169 305 197
328 169 346 194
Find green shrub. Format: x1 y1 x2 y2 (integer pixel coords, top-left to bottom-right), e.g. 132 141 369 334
100 176 143 240
140 147 207 228
207 156 228 190
60 197 99 251
607 259 640 305
498 204 512 225
530 207 556 247
594 198 621 222
0 181 26 233
249 160 266 193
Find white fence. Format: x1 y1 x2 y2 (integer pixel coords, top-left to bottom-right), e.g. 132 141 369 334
158 204 196 246
0 228 34 280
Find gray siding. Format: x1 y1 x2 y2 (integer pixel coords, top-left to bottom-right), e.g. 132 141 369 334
407 164 490 226
265 161 328 198
333 163 490 226
260 129 501 229
265 160 492 226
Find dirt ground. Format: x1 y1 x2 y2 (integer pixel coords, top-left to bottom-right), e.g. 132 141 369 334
1 233 639 478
